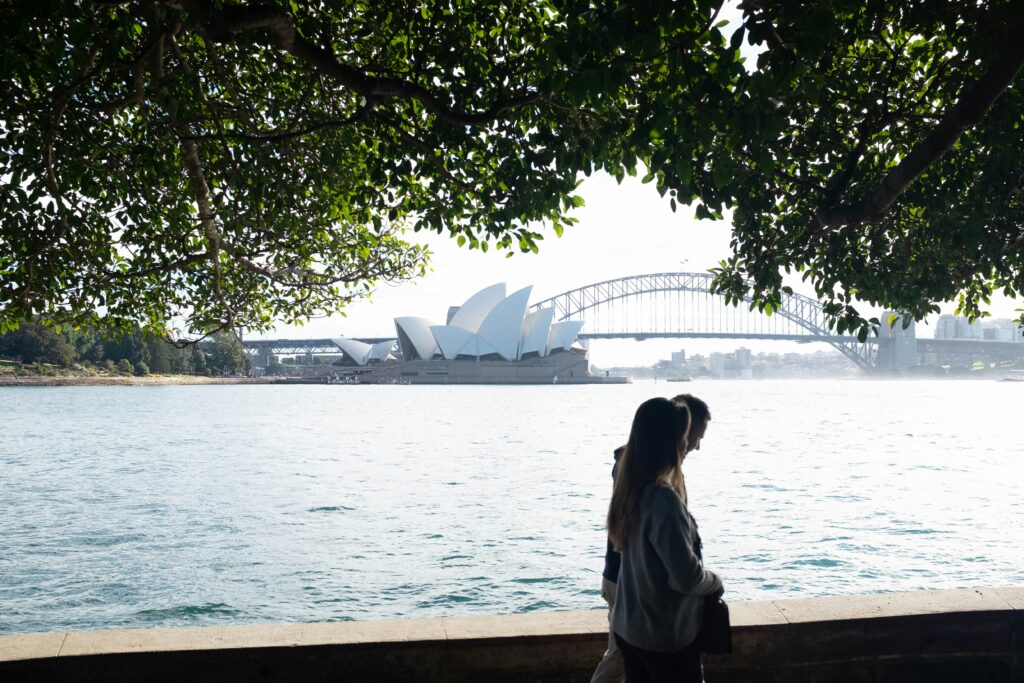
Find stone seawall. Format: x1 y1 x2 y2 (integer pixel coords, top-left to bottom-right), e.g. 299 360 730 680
2 587 1021 682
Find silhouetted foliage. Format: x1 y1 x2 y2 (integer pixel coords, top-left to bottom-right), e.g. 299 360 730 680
0 322 75 365
0 320 228 373
2 1 1022 338
205 330 250 375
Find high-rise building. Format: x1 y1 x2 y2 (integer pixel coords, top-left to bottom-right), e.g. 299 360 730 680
709 352 725 378
935 314 987 340
936 314 957 339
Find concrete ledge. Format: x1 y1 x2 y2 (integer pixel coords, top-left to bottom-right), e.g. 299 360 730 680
2 587 1022 682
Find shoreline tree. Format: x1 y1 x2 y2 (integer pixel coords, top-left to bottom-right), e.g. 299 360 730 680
2 1 1022 340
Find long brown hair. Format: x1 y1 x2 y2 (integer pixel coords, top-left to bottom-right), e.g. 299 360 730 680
607 397 690 550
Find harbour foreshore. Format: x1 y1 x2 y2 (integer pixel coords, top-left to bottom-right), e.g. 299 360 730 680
0 375 277 387
2 587 1021 682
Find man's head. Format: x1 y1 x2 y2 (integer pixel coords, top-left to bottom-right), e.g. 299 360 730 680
671 394 710 453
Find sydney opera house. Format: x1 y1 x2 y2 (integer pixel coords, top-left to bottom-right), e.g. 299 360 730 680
332 283 624 384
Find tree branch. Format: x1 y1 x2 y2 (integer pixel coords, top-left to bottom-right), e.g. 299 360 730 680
817 14 1024 227
190 0 543 127
178 112 368 141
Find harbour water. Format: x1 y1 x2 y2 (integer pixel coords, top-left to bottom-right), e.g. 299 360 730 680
1 380 1021 634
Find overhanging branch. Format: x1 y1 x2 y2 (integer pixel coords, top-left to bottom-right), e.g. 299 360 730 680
817 14 1024 227
190 0 543 127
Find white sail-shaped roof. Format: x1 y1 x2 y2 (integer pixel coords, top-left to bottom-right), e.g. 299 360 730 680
369 340 397 361
332 338 373 365
430 325 474 360
448 283 506 332
519 308 554 358
395 317 440 360
547 320 585 352
457 334 499 358
478 285 532 361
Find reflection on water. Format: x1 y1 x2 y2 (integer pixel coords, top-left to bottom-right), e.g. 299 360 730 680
0 381 1021 634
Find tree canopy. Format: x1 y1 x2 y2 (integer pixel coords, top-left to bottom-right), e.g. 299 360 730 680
2 0 1022 340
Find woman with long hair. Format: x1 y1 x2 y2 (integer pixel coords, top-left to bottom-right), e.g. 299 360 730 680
608 397 722 682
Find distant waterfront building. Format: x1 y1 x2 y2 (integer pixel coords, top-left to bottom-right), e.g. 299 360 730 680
709 352 726 378
337 283 621 384
735 347 753 379
935 314 959 339
671 350 686 367
982 319 1022 342
935 314 981 339
934 314 1021 342
393 283 583 362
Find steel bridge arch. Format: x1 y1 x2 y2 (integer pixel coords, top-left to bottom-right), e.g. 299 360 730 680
530 272 876 370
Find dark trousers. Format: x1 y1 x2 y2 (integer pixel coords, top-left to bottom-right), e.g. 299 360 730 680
613 633 703 683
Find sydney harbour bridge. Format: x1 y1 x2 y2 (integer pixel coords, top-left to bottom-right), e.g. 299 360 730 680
242 272 1024 372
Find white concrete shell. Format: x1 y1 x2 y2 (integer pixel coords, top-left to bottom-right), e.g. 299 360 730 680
519 308 554 358
430 325 474 360
332 338 373 365
477 286 532 361
394 317 440 360
456 334 499 358
369 340 397 361
448 283 506 333
547 320 585 352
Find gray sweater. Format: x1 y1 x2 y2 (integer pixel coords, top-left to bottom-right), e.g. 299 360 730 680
610 482 722 652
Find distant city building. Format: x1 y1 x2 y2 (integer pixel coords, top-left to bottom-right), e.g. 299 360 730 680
935 314 980 340
935 314 957 339
735 347 753 379
671 350 686 366
934 314 1022 342
983 319 1022 342
646 347 860 379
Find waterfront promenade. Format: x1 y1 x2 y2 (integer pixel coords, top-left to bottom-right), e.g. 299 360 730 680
2 587 1022 682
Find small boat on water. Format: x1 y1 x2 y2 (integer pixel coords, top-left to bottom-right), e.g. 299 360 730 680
666 376 692 383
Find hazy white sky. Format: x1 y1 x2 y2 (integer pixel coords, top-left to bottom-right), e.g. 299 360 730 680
264 171 1021 367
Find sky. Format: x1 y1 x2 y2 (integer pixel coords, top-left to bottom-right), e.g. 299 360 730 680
261 171 1022 367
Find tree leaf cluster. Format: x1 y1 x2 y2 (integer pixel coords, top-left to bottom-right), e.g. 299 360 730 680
1 0 1022 339
0 319 248 375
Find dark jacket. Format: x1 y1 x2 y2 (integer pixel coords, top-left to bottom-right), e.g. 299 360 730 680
601 446 625 582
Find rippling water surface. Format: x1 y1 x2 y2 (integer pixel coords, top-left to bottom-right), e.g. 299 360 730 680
1 380 1021 634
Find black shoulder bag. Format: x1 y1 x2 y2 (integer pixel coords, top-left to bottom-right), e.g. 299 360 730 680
696 596 732 654
691 516 733 655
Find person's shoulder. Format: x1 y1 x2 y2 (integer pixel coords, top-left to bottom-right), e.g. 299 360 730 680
648 482 685 510
647 485 697 534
